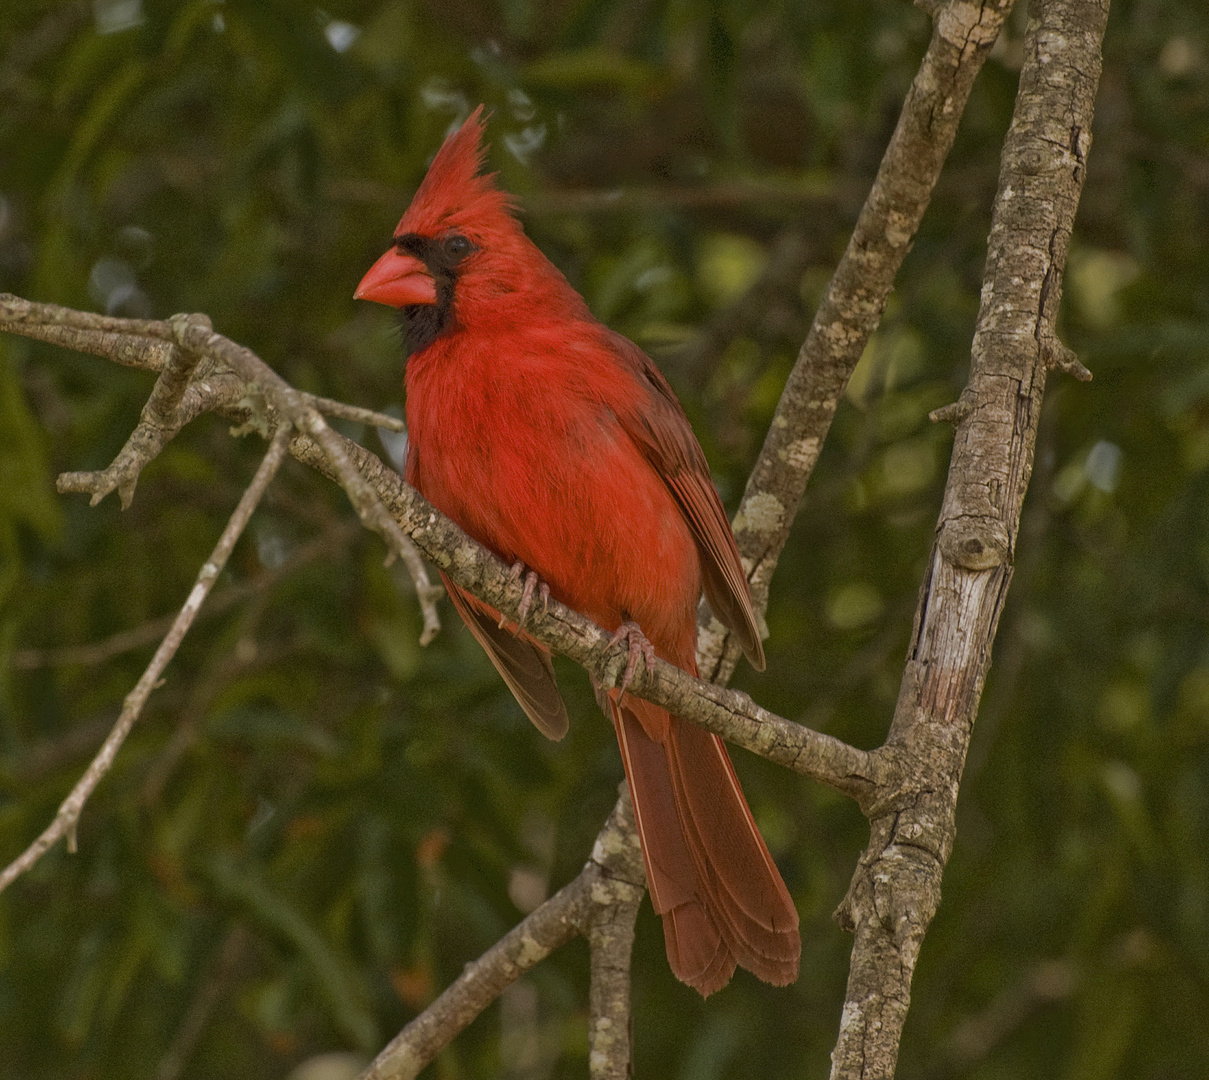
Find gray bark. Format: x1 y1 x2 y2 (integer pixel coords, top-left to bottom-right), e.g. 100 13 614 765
828 2 1110 1076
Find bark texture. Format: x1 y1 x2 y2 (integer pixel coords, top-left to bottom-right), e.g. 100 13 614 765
828 2 1110 1076
0 0 1112 1070
698 0 1016 684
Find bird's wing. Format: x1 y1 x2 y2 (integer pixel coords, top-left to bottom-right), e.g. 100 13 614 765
603 329 766 671
442 572 570 740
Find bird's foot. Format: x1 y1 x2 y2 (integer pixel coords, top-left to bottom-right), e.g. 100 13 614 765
505 560 550 630
608 620 656 697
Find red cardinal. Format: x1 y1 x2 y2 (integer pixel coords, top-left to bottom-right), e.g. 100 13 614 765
355 108 799 995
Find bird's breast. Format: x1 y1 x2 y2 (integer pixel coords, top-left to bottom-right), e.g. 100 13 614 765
405 334 700 658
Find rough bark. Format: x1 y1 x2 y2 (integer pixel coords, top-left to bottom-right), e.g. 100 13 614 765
827 2 1110 1076
0 0 1111 1070
698 0 1016 683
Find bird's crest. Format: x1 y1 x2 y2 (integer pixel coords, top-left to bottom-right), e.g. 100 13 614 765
395 106 515 238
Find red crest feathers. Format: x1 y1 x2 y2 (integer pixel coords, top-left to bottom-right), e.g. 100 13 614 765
395 106 516 238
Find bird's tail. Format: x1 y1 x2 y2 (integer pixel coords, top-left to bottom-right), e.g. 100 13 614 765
608 694 800 995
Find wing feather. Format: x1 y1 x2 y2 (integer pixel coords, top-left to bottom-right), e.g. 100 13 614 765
442 573 569 740
604 330 766 670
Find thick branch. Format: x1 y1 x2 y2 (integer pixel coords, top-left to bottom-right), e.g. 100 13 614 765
361 792 644 1080
697 0 1016 682
828 2 1110 1077
288 425 881 799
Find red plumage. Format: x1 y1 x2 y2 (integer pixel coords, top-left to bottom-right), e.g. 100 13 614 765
356 108 799 995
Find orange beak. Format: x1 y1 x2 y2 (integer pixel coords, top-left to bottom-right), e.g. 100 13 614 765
354 248 437 307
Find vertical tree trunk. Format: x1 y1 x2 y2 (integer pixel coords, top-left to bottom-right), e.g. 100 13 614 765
828 2 1110 1076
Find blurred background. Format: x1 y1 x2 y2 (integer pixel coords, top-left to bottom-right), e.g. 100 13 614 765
1 0 1207 1077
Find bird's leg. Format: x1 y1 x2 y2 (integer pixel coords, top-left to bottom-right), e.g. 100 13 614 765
608 620 657 698
507 560 550 630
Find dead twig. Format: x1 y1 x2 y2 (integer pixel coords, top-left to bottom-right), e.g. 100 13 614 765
0 425 291 895
9 520 359 670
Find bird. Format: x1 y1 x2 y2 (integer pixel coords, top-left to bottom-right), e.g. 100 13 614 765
354 107 799 995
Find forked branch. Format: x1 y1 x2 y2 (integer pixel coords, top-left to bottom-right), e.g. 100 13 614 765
0 0 1107 1074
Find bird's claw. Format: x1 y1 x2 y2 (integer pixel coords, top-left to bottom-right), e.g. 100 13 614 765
508 560 550 630
609 620 656 697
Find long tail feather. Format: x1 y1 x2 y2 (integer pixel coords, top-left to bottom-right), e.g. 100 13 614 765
610 695 800 995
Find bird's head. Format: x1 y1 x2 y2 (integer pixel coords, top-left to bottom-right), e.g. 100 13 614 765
355 106 581 353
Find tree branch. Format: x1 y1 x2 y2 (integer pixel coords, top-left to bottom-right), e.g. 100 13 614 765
0 292 876 797
0 296 444 646
0 0 1021 1064
10 520 359 670
360 792 645 1080
0 425 292 894
827 2 1109 1076
697 0 1017 684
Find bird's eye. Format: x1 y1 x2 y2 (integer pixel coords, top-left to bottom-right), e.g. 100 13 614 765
442 234 472 261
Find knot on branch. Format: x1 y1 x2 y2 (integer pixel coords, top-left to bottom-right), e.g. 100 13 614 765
834 797 946 943
938 516 1010 570
1038 331 1092 382
573 786 645 948
168 311 214 351
929 397 974 427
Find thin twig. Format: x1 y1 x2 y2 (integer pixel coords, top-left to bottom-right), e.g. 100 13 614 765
167 315 443 646
10 520 359 670
296 405 441 645
0 296 441 645
305 393 407 433
0 426 291 895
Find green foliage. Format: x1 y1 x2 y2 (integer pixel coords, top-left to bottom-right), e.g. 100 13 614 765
1 0 1208 1077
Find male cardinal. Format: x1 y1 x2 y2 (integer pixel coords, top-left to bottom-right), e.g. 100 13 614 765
355 108 799 995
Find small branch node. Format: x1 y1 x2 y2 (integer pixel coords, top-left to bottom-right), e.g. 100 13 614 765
929 399 974 426
168 312 214 350
938 516 1010 571
1038 333 1092 382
